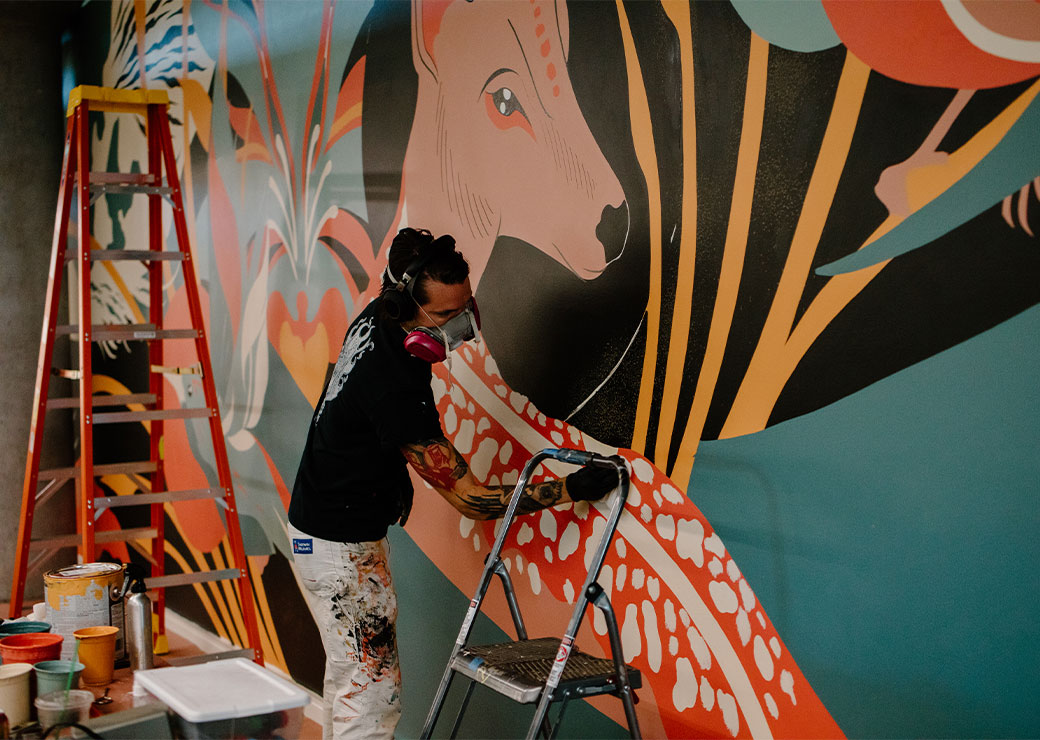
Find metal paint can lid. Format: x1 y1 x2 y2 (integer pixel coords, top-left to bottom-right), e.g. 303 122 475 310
44 562 124 582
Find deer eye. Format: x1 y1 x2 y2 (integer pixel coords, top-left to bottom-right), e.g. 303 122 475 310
490 87 527 120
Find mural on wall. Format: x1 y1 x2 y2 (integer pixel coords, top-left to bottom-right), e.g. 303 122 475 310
78 0 1039 737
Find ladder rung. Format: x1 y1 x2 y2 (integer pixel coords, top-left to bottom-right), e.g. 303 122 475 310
93 407 213 424
34 477 70 507
39 460 157 480
90 182 174 197
94 488 225 509
145 569 242 590
51 368 81 380
29 527 158 551
88 173 161 185
48 393 157 410
151 364 202 376
67 249 186 262
58 324 200 342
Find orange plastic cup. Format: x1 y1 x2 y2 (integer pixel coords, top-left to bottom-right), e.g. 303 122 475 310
72 626 118 686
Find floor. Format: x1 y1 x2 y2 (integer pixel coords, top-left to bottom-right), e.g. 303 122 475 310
1 602 323 738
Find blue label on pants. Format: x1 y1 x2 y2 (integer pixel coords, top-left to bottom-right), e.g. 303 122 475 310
292 538 313 554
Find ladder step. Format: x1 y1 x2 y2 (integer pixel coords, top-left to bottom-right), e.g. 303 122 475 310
89 182 174 198
48 393 157 410
39 460 157 480
29 527 158 551
88 172 161 185
145 569 242 590
67 249 186 262
93 407 213 424
67 85 168 115
94 488 225 510
151 364 203 376
58 323 200 342
450 638 642 704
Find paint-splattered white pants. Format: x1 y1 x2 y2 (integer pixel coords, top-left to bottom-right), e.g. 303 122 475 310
289 524 402 740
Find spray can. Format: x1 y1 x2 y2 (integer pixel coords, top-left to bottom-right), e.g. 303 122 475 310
124 566 154 672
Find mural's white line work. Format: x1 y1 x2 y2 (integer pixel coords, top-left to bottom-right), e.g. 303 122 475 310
564 314 646 422
940 0 1040 63
448 359 773 739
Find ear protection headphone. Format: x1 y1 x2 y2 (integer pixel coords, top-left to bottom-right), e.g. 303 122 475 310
382 234 454 321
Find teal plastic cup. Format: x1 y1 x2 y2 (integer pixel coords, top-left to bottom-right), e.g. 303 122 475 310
33 660 85 696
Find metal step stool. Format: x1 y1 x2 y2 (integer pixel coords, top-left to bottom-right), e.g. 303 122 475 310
420 448 641 739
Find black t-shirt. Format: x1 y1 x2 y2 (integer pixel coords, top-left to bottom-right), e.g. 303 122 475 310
288 299 443 542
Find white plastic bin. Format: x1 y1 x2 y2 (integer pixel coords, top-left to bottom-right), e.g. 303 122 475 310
133 658 309 739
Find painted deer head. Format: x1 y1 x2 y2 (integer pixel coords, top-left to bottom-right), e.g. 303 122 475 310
403 0 628 285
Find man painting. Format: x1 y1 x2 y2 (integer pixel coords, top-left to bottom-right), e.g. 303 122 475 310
288 227 616 739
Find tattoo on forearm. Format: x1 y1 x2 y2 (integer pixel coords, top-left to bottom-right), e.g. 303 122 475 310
402 437 468 490
462 479 565 519
402 437 565 520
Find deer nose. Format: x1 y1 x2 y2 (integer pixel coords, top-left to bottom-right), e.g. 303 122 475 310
596 200 630 264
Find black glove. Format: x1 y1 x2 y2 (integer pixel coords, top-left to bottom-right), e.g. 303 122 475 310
565 466 618 502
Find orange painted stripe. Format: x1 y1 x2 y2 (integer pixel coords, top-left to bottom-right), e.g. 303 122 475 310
616 0 664 458
655 0 697 468
671 34 769 488
722 53 870 439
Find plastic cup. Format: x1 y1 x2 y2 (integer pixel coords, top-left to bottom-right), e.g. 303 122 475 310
34 689 93 735
0 663 33 727
72 626 118 686
33 660 85 697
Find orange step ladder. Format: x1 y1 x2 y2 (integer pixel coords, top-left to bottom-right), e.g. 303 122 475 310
9 85 264 665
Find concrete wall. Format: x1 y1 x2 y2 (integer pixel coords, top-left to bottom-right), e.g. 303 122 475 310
0 2 77 602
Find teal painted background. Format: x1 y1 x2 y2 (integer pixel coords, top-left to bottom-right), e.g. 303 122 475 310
692 305 1040 737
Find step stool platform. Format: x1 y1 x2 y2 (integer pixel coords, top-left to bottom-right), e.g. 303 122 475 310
450 637 641 704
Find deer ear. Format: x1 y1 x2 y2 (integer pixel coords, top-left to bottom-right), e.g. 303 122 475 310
555 0 570 62
411 0 444 82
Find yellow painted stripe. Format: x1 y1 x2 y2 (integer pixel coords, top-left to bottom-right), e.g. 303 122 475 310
249 555 288 670
654 0 697 468
134 0 149 91
162 533 230 643
777 77 1040 406
724 69 1039 440
671 35 769 488
722 52 870 439
165 504 238 645
616 0 664 458
211 544 248 650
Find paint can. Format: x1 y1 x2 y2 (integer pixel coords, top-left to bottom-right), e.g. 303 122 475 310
43 563 126 663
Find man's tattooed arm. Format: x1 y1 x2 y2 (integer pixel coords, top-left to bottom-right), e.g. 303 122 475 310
401 436 571 520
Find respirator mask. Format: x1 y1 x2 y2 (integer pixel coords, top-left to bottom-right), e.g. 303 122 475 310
404 299 481 364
